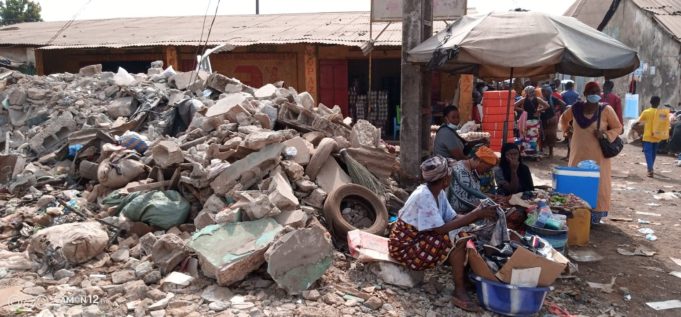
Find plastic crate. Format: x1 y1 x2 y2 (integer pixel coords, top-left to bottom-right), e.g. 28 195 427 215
470 274 552 316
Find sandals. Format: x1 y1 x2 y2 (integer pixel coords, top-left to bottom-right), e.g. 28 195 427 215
647 171 654 178
452 296 481 313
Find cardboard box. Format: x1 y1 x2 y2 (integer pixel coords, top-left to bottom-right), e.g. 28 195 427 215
467 240 569 287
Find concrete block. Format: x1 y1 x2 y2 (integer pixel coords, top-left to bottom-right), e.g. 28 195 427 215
194 210 216 230
298 91 315 110
151 234 189 275
280 160 304 181
306 138 337 181
274 209 308 229
303 188 327 209
315 158 351 194
29 111 77 155
283 137 312 166
152 141 184 168
79 64 102 76
7 88 26 106
254 84 277 99
265 226 334 294
211 143 285 195
206 73 255 95
350 120 380 148
188 219 284 286
107 97 137 118
205 93 249 121
268 170 299 211
243 131 284 150
369 261 424 288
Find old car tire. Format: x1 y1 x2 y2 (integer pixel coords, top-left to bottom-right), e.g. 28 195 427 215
323 184 389 240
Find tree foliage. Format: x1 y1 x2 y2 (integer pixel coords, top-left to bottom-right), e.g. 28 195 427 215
0 0 42 26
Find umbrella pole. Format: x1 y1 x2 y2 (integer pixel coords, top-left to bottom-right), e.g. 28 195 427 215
502 67 514 144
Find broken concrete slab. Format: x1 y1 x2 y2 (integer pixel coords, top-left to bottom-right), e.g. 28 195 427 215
28 222 108 268
188 219 284 286
79 64 102 76
283 137 312 166
211 143 285 195
274 209 308 229
194 210 216 230
151 234 189 275
268 170 299 211
254 84 277 100
205 93 248 120
215 208 242 224
254 112 272 129
265 226 334 294
233 191 281 220
303 131 326 147
306 138 337 181
345 147 398 180
243 131 284 151
315 157 351 194
152 141 184 168
205 73 255 95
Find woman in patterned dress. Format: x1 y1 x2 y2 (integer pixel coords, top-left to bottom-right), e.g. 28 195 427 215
389 156 497 312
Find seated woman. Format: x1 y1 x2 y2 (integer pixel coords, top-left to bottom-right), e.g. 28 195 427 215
494 143 535 196
447 146 499 214
389 156 497 312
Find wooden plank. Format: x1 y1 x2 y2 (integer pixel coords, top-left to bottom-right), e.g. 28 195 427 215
164 46 179 70
304 45 318 102
458 74 474 122
34 49 45 75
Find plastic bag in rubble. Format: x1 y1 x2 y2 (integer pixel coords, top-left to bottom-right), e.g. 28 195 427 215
161 66 177 79
117 131 150 154
114 67 136 86
97 152 146 189
117 190 190 230
28 222 108 268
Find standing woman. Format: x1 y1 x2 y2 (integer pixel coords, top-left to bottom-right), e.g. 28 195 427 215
541 86 566 158
515 86 549 154
560 82 623 224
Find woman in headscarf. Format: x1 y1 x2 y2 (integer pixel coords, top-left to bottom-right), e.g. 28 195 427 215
447 146 499 214
494 143 535 196
560 82 623 224
515 86 550 154
389 156 497 312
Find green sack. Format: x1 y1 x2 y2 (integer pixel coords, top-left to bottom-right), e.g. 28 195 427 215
119 190 190 230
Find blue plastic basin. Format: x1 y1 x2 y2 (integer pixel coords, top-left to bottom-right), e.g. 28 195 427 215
470 274 552 316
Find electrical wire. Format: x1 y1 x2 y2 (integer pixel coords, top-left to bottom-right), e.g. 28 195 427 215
201 0 222 56
45 0 96 46
188 0 213 85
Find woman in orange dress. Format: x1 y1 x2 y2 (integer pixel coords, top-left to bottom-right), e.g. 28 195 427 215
560 82 623 224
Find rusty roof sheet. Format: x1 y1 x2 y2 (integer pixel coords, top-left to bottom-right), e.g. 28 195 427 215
632 0 681 40
0 12 449 49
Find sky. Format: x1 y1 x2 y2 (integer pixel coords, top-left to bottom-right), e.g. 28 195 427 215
35 0 577 21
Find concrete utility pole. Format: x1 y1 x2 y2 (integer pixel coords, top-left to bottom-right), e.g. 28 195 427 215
400 0 433 184
256 0 260 14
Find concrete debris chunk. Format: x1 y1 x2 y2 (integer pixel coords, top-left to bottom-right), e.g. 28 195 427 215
281 160 305 181
254 84 278 99
151 233 189 275
79 64 102 76
268 170 300 211
303 188 327 209
265 226 334 294
233 191 280 220
315 158 351 194
283 136 312 165
298 92 315 110
206 93 248 119
107 97 137 118
243 131 284 150
152 140 184 168
188 219 283 286
211 143 285 195
369 261 424 288
274 209 308 229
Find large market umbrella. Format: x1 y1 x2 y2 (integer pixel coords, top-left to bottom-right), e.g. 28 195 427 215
408 11 640 140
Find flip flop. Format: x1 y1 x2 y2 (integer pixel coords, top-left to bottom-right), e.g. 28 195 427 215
452 296 481 313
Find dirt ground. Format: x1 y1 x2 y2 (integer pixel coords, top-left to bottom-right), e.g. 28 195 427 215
524 141 681 317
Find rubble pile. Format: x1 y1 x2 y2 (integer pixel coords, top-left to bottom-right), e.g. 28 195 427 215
0 62 405 316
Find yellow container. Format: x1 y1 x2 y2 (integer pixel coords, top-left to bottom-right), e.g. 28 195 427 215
567 208 591 246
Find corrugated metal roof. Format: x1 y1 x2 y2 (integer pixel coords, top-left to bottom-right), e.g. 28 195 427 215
0 12 449 49
632 0 681 40
564 0 612 29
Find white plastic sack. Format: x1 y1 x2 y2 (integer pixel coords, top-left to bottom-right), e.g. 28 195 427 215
161 66 177 79
114 67 136 86
28 222 108 267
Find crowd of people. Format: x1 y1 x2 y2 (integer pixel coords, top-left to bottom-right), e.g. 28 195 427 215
390 78 681 312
